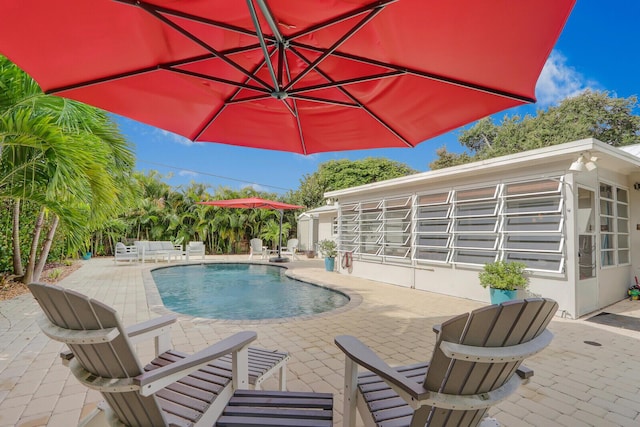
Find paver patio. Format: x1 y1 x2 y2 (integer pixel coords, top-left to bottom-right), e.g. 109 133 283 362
1 255 640 426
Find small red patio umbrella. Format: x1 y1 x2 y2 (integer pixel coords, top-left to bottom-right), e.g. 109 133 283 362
0 0 575 154
198 197 304 262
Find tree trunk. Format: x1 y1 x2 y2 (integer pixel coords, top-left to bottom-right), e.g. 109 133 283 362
33 215 59 282
11 198 24 276
22 208 45 284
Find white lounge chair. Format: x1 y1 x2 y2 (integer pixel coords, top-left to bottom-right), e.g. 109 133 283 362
114 242 138 263
280 238 299 260
134 240 183 263
187 241 206 260
249 238 265 260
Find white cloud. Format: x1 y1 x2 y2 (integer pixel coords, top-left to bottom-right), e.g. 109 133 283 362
241 183 268 192
535 50 597 107
178 170 199 178
155 129 193 146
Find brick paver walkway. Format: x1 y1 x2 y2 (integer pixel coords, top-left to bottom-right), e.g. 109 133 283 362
1 256 640 426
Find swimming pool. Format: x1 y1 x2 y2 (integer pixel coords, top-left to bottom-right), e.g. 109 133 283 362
151 263 349 320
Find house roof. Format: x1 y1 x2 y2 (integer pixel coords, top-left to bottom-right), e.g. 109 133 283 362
298 204 338 219
325 138 640 199
620 143 640 157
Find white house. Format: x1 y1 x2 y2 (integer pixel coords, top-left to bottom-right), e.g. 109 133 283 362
322 138 640 319
297 204 338 256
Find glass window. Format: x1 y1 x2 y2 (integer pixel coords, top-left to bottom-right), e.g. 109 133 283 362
505 252 564 273
599 183 630 266
455 217 498 233
619 250 630 264
453 250 497 265
601 251 615 266
416 219 449 233
600 200 613 216
505 179 562 197
600 183 613 199
416 205 450 219
416 235 450 247
415 248 449 262
504 196 562 215
454 201 498 217
453 235 498 250
455 186 498 202
617 187 628 203
344 178 567 272
383 246 411 258
417 192 450 205
504 235 563 252
504 215 563 232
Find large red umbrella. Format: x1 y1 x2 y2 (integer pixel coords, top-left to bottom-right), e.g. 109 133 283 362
198 197 304 262
0 1 574 154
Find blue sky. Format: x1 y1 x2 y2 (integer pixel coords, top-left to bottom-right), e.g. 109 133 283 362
117 0 639 195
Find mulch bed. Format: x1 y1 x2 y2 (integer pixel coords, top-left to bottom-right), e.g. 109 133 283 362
0 261 81 301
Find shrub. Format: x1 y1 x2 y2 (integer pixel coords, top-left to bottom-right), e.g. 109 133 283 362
479 261 529 291
318 239 337 258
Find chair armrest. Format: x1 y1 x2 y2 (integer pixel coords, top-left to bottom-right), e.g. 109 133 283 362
126 314 176 343
59 315 178 365
134 330 257 396
335 335 428 400
439 329 553 363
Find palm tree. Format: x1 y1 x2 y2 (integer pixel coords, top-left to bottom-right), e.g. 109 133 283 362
0 56 136 282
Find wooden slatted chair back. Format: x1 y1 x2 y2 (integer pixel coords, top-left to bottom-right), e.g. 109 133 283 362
28 283 167 426
417 298 557 426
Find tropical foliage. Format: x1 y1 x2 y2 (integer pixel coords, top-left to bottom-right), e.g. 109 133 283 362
287 157 417 208
0 55 137 282
430 91 640 169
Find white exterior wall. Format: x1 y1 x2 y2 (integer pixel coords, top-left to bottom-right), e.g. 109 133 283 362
628 169 640 290
317 212 336 245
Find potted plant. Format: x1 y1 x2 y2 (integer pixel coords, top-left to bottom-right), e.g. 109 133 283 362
318 239 337 272
479 260 529 304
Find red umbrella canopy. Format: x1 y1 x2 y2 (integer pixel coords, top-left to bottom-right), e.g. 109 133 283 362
0 0 575 154
198 197 303 210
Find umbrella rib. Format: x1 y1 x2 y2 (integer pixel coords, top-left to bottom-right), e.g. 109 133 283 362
289 41 536 104
288 71 404 95
192 47 279 141
134 1 274 91
114 0 276 42
45 50 265 95
45 64 158 94
284 7 383 91
289 46 414 147
166 68 271 94
226 94 274 105
288 0 398 41
288 95 359 108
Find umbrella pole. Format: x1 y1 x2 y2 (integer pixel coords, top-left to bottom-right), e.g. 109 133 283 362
278 209 283 257
270 209 288 263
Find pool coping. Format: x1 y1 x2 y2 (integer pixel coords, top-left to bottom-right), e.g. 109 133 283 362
142 260 363 324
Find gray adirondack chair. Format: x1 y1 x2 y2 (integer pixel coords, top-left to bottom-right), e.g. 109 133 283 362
29 283 332 427
336 298 557 427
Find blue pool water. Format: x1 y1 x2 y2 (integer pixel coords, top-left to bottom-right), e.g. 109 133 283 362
151 263 349 320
